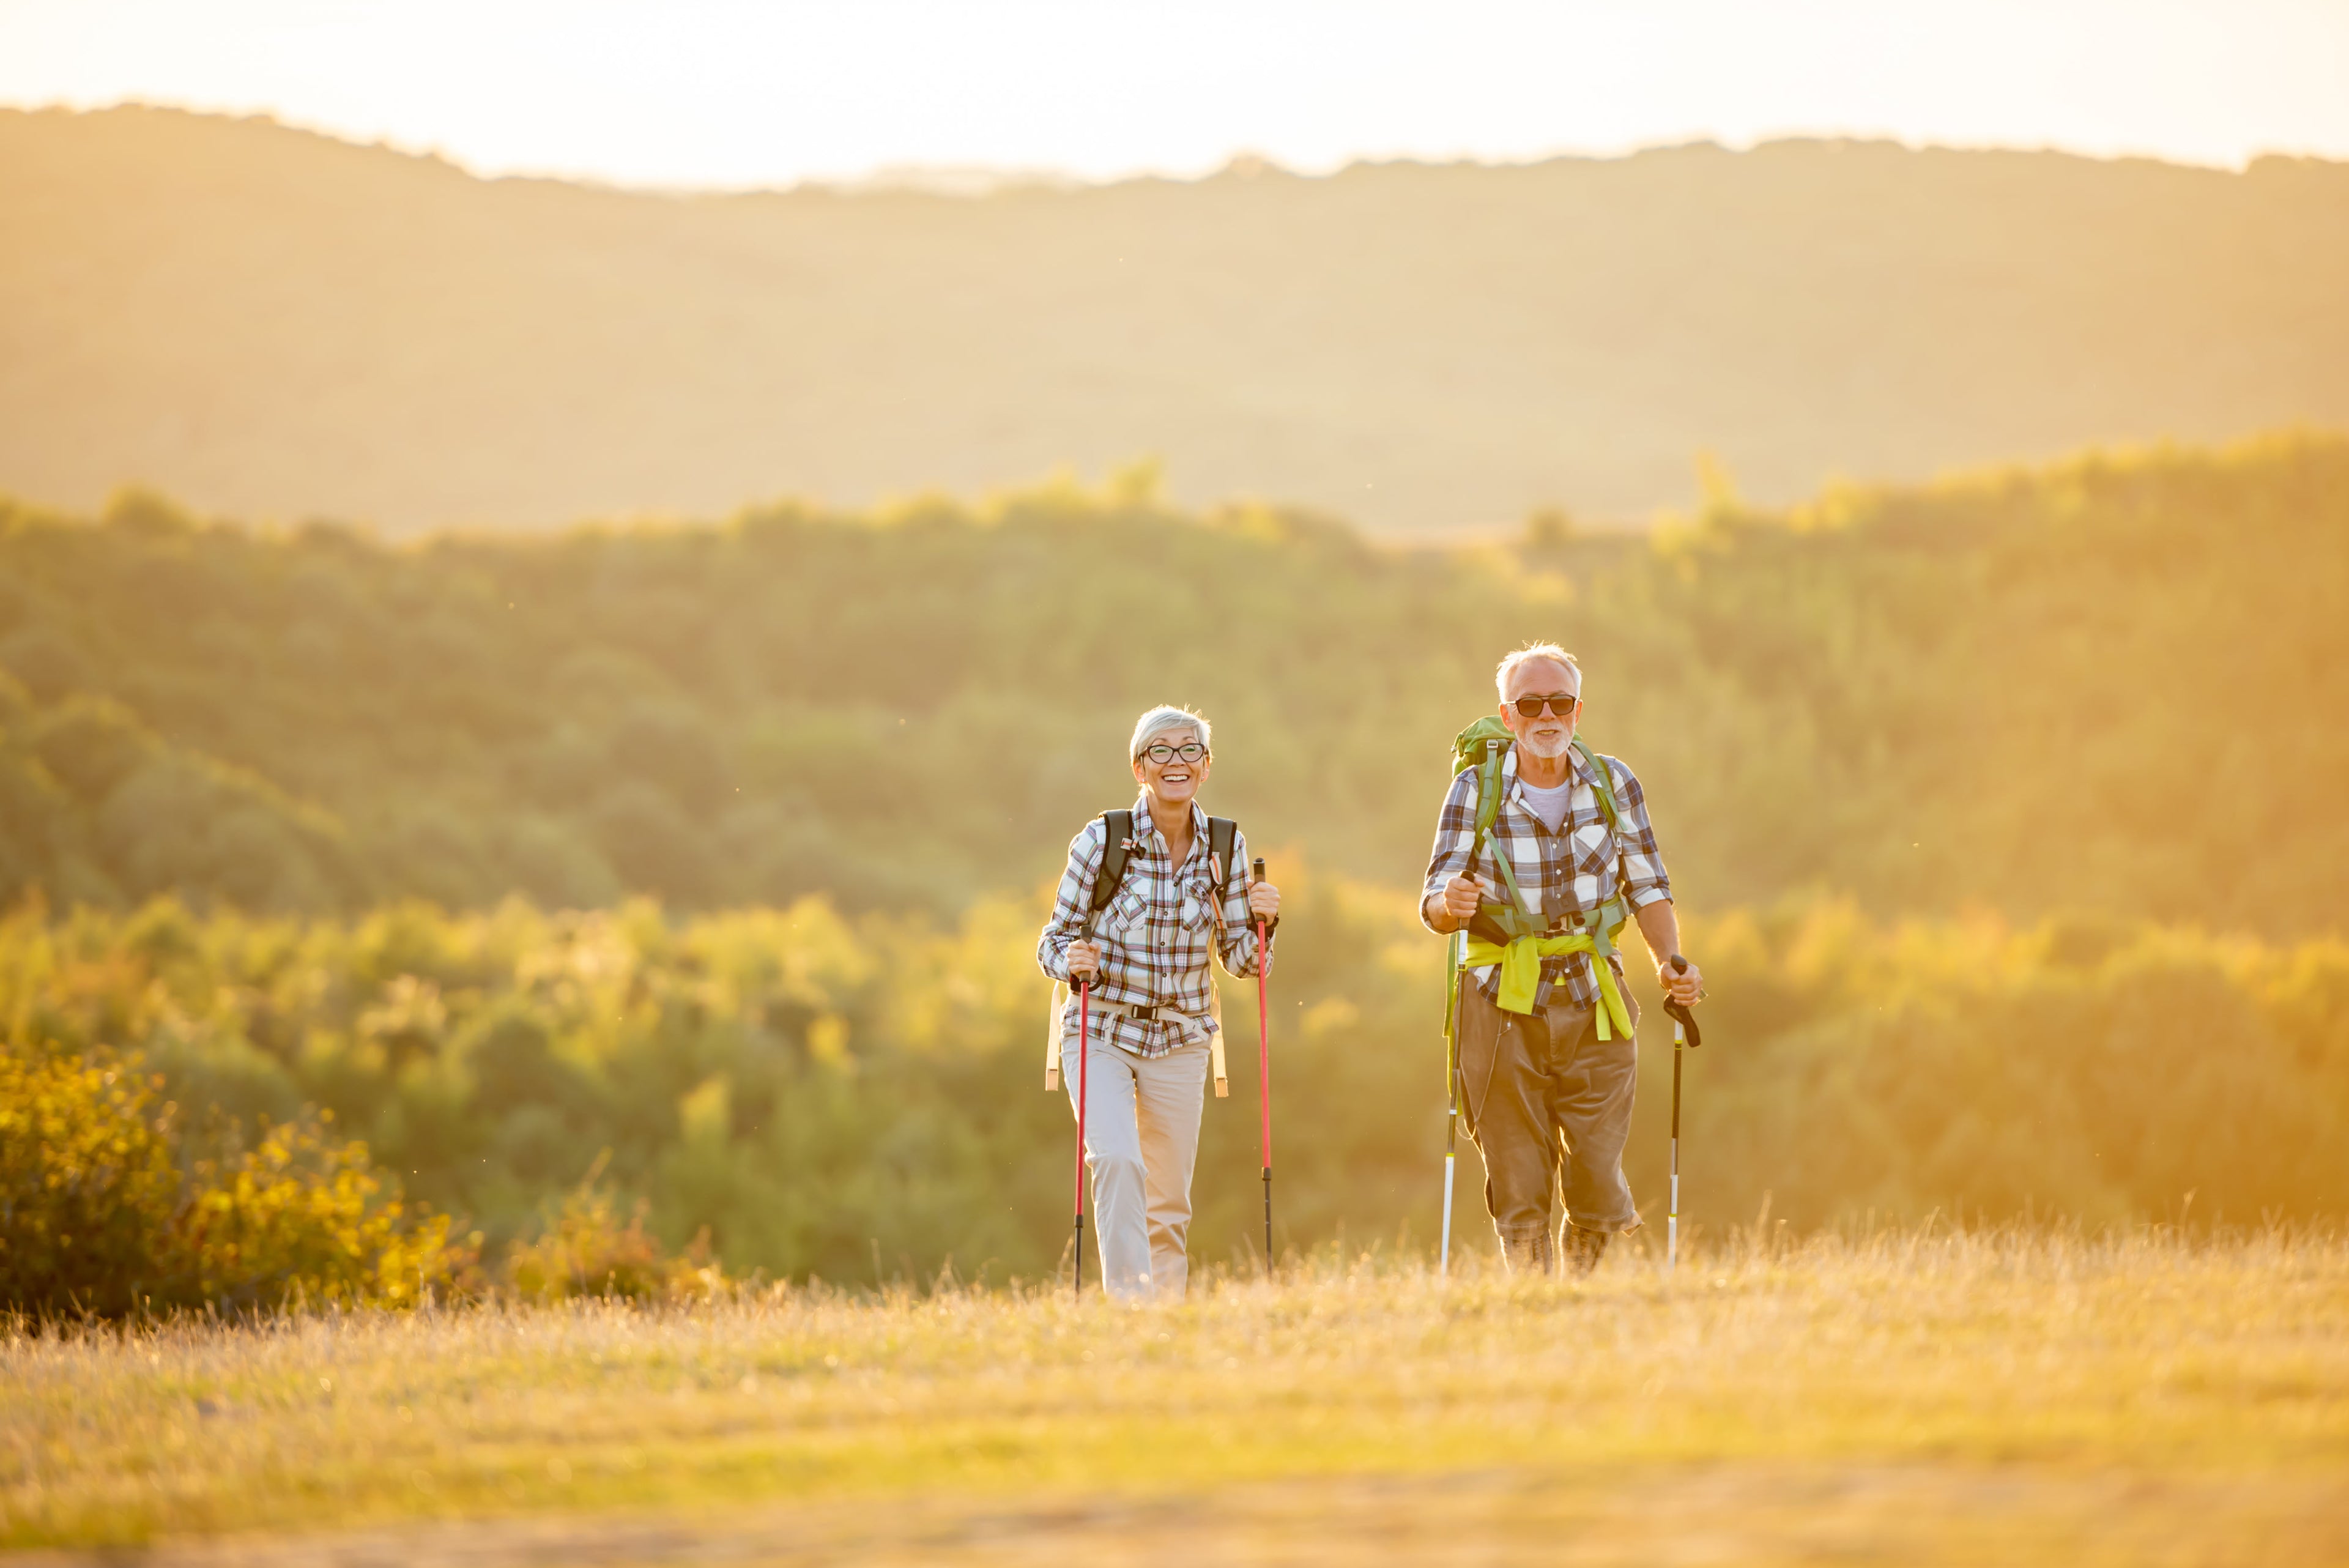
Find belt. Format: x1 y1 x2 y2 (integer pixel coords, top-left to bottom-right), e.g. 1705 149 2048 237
1102 1000 1185 1023
1048 984 1230 1097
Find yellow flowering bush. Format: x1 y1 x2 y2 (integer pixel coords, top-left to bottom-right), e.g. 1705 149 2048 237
506 1161 724 1302
0 1049 184 1317
0 1038 464 1318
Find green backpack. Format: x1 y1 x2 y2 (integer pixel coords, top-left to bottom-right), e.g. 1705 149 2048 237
1449 715 1622 935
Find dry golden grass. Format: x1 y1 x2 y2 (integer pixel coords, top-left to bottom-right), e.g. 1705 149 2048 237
6 1228 2347 1564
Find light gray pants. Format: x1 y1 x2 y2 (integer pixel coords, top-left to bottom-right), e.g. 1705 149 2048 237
1059 1031 1211 1302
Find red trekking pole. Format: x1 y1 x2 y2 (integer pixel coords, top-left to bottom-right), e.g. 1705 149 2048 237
1073 973 1091 1296
1252 856 1274 1276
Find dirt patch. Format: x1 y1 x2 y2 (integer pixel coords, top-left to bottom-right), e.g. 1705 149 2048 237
15 1464 2348 1567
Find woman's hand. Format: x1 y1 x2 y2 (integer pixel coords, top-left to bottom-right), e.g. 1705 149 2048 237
1066 939 1103 982
1247 881 1280 923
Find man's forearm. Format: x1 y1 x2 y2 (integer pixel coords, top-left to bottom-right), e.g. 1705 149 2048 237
1422 891 1458 934
1633 898 1682 964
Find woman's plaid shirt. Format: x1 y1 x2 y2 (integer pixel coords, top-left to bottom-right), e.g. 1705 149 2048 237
1037 797 1269 1060
1420 743 1674 1013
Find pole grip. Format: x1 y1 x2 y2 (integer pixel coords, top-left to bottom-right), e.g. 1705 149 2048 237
1663 952 1702 1047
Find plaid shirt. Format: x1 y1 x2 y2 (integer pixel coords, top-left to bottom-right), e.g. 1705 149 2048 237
1420 743 1672 1014
1037 795 1270 1059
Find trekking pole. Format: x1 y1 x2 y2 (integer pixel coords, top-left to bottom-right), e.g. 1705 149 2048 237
1440 928 1464 1277
1074 970 1091 1298
1663 954 1702 1275
1252 856 1274 1277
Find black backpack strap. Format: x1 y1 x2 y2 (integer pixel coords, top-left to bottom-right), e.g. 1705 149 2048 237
1207 817 1238 895
1086 811 1134 927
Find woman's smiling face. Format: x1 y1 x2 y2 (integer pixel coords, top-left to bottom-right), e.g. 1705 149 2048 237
1132 726 1210 808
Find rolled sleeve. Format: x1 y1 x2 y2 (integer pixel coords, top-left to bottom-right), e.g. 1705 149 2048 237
1419 769 1482 931
1036 819 1108 984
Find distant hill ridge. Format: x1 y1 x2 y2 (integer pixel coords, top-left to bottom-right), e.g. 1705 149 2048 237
3 105 2348 533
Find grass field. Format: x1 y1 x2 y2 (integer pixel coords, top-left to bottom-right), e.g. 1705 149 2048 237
7 1228 2348 1564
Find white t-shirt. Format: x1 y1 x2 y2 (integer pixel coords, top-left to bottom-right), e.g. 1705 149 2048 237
1519 778 1574 833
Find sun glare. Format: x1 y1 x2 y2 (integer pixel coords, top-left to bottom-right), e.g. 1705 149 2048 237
1 0 2344 188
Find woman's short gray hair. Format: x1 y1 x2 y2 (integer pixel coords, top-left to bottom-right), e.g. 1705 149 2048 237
1130 704 1212 760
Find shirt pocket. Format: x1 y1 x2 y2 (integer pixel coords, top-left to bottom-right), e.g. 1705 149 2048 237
1105 883 1152 943
1572 821 1617 875
1178 872 1218 936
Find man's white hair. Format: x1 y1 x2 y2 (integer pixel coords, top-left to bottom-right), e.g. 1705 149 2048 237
1130 704 1212 760
1494 642 1583 701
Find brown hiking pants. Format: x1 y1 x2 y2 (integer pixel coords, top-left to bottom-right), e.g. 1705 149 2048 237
1455 979 1641 1262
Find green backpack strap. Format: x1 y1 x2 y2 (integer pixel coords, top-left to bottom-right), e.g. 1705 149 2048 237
1568 737 1636 921
1467 735 1542 930
1570 737 1622 838
1470 735 1510 850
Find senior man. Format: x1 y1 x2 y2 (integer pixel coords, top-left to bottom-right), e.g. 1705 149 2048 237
1422 643 1704 1276
1037 704 1279 1301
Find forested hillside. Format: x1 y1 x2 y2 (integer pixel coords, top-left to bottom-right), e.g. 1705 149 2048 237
7 433 2348 1279
2 434 2345 935
6 106 2348 533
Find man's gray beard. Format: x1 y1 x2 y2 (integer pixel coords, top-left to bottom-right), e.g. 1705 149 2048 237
1519 730 1574 760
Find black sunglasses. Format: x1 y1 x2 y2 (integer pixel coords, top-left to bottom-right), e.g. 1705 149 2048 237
1512 692 1579 719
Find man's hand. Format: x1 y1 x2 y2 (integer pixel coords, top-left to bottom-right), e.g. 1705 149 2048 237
1066 939 1103 982
1425 874 1483 933
1657 954 1703 1007
1247 880 1280 922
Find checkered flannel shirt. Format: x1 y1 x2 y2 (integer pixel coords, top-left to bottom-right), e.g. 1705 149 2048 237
1037 795 1270 1060
1420 743 1673 1014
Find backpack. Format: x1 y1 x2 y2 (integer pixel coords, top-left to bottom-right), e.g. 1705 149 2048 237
1044 810 1242 1095
1449 716 1622 940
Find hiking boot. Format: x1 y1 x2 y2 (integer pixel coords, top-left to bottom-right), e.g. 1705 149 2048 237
1499 1228 1553 1277
1564 1225 1609 1276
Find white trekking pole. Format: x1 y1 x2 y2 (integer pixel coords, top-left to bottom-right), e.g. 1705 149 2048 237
1664 953 1702 1274
1439 928 1464 1276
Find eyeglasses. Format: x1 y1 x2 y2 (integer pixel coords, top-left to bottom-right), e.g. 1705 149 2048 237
1512 692 1579 719
1138 742 1208 765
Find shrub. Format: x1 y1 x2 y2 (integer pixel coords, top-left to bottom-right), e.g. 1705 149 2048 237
507 1160 724 1302
0 1049 184 1317
176 1114 469 1312
0 1038 465 1318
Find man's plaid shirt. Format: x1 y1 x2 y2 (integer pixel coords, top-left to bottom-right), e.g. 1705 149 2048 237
1037 795 1271 1059
1420 743 1673 1014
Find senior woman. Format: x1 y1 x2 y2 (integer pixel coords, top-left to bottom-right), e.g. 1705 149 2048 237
1036 705 1280 1301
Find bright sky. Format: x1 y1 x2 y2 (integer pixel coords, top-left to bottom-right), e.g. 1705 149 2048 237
4 0 2346 188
